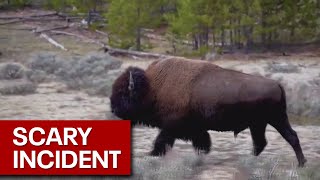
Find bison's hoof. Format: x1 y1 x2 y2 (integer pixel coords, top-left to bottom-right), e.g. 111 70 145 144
298 158 307 167
196 148 210 155
149 150 165 156
253 146 265 156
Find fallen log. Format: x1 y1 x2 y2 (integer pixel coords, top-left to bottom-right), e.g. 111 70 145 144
50 30 87 38
95 30 109 42
50 30 105 46
0 12 57 19
0 17 63 25
95 30 108 36
34 25 69 33
0 27 35 31
0 19 25 25
103 46 186 60
39 33 67 51
57 13 84 22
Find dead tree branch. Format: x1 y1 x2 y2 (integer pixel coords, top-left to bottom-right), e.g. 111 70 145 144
103 46 186 60
95 30 108 36
39 33 67 51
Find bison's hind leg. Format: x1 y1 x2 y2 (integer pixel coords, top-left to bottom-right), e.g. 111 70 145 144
270 117 307 167
192 131 211 154
249 124 267 156
149 130 175 156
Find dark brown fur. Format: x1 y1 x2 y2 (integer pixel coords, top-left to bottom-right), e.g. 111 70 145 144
110 58 307 167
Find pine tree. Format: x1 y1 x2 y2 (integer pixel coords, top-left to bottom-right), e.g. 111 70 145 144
106 0 159 50
166 0 216 50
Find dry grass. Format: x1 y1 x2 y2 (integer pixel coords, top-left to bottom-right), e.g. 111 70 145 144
239 156 320 180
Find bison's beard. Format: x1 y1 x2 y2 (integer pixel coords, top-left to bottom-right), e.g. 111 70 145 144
110 95 154 126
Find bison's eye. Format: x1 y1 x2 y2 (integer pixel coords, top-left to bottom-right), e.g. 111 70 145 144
111 108 115 114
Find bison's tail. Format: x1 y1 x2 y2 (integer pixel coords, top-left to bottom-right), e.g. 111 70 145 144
278 84 287 112
267 84 291 129
277 84 290 124
269 84 289 128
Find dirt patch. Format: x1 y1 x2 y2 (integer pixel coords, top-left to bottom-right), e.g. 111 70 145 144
0 82 109 120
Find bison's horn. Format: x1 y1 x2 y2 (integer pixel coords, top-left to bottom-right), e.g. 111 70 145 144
128 71 134 91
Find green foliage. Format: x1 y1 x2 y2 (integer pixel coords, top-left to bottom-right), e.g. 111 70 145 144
165 0 320 52
180 46 209 58
1 0 32 8
44 0 108 12
109 38 134 50
2 0 319 53
106 0 161 50
44 0 73 11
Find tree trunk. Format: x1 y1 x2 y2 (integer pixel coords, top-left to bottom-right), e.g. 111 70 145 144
245 26 253 52
267 32 272 48
274 30 279 43
193 34 199 50
235 21 238 47
87 10 92 26
204 26 209 47
290 27 295 43
261 10 267 48
212 31 216 48
237 18 241 49
136 27 141 51
136 6 141 51
198 27 209 48
221 27 225 48
93 0 97 12
229 20 233 50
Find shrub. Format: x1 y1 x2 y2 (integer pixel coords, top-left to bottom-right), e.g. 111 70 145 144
0 79 37 95
265 62 300 73
0 63 25 80
27 52 123 96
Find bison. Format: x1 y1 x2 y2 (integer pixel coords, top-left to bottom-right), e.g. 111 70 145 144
110 58 307 167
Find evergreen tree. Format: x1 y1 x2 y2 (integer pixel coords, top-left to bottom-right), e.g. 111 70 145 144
106 0 159 51
3 0 319 52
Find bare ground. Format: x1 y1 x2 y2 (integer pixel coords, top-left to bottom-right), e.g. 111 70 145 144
1 81 320 179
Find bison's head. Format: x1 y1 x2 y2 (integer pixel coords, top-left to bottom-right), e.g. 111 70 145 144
110 67 151 125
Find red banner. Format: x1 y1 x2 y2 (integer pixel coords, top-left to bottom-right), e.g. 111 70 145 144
0 120 131 175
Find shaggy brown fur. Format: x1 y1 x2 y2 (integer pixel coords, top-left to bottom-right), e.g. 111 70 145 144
146 59 212 124
110 58 307 167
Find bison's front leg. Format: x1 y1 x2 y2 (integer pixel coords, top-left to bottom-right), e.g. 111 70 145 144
249 124 267 156
192 131 211 154
149 130 175 156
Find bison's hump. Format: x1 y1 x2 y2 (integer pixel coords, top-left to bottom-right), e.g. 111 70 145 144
145 59 217 114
